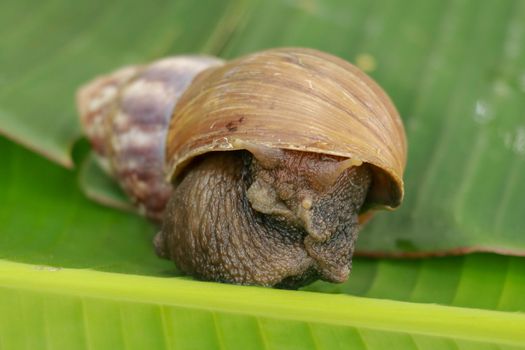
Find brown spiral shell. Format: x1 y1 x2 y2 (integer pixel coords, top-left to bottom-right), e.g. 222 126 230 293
166 48 407 213
77 56 223 220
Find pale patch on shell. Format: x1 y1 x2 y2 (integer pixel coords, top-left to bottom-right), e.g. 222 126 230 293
87 85 118 113
151 56 219 72
111 126 165 154
125 79 175 101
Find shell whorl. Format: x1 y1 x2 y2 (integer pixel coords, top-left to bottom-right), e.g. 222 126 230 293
166 48 406 212
77 56 224 220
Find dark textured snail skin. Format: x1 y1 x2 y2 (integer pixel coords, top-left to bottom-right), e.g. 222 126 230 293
154 150 371 288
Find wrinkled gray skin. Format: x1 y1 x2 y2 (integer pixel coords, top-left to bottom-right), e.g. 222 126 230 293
154 150 372 289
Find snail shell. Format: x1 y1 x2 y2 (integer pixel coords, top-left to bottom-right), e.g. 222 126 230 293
77 56 223 219
167 48 406 213
77 48 407 288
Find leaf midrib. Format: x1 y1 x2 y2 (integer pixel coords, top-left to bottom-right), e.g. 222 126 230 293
1 259 524 346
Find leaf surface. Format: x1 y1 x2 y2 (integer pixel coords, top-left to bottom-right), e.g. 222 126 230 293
1 137 525 349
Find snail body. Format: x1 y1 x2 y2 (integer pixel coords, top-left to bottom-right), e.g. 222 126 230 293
77 48 406 288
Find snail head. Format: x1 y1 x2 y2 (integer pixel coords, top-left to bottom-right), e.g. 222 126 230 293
246 145 372 284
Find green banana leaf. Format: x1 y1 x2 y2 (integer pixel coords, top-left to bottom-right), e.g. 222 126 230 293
1 138 525 348
1 0 525 348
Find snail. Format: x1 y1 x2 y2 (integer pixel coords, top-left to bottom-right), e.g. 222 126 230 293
77 48 407 288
